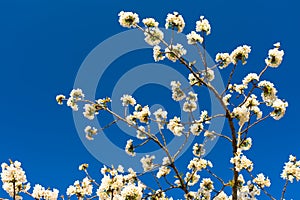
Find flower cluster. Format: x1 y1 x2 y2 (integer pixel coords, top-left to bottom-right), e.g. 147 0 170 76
165 11 185 33
167 116 184 136
230 45 251 65
97 165 145 200
118 11 139 28
66 177 93 198
32 184 59 200
265 42 284 67
58 88 85 111
215 53 231 69
144 27 164 46
253 173 271 188
1 160 30 199
230 149 253 172
156 157 171 179
196 16 211 35
281 155 300 183
165 43 187 62
186 31 203 45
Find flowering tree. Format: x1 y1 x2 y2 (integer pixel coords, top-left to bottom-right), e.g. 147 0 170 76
1 11 300 200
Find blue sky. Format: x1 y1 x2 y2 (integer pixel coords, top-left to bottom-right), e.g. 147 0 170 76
0 0 299 199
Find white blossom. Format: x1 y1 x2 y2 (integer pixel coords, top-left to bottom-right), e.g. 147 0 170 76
136 126 147 139
133 105 151 123
66 177 92 198
142 18 158 27
0 160 30 199
242 73 259 86
232 106 250 126
240 137 252 151
230 45 251 65
215 53 231 69
83 104 98 120
196 16 211 35
258 80 278 105
222 94 231 106
183 101 197 112
121 94 136 106
253 173 271 188
203 68 215 82
125 139 135 156
165 43 187 62
193 143 205 157
120 183 143 200
186 31 203 44
188 157 213 172
188 73 201 86
165 11 185 33
153 45 165 62
56 94 65 105
230 149 253 172
190 121 203 136
270 98 288 120
84 126 98 141
32 184 59 200
167 116 184 136
170 81 186 101
265 42 284 67
118 11 139 28
281 155 300 183
140 155 155 172
184 172 200 186
144 27 164 46
200 178 214 192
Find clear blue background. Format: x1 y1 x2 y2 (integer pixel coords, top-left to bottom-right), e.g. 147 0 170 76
0 0 299 199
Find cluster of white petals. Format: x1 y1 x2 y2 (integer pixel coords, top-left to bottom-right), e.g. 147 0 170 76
165 12 185 33
253 173 271 188
140 155 155 172
188 157 213 172
215 53 231 69
83 103 98 120
142 18 159 27
157 157 171 179
170 81 186 101
270 98 288 120
66 88 85 111
265 42 284 67
230 149 253 172
97 166 144 200
196 16 211 35
153 45 165 62
185 172 200 186
281 155 300 183
144 27 164 46
186 31 203 44
1 161 30 199
66 177 93 198
230 45 251 65
165 43 187 62
118 11 139 28
125 139 135 156
121 94 136 106
242 73 259 86
167 116 184 136
222 94 231 106
232 106 250 126
32 184 59 200
188 73 201 86
84 125 98 140
193 143 205 157
136 126 147 139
